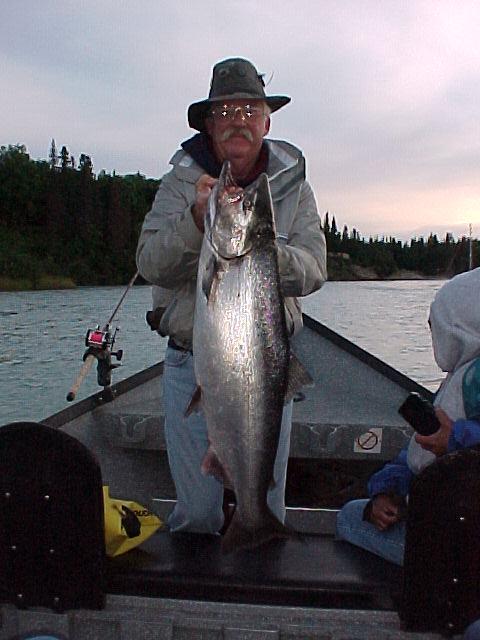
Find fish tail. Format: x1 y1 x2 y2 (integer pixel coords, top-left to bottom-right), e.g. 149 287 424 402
221 510 296 554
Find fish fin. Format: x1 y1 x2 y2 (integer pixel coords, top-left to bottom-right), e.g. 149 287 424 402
184 386 202 417
202 255 218 302
201 445 228 483
284 351 314 405
221 509 299 554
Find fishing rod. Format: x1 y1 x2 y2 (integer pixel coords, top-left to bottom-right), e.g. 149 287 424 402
66 271 139 402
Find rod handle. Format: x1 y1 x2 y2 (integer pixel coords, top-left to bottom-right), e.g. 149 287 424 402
66 354 95 402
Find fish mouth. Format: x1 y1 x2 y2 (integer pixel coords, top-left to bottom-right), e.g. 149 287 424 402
225 192 242 205
205 161 256 259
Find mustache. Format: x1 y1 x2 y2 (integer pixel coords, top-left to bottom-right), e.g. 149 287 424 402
220 128 254 143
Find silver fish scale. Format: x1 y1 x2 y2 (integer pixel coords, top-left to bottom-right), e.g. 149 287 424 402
195 242 289 522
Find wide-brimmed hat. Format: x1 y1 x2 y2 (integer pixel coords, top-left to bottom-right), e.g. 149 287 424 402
188 58 291 132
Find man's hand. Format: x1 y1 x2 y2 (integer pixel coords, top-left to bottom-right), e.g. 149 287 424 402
369 494 404 531
191 174 217 232
415 407 453 456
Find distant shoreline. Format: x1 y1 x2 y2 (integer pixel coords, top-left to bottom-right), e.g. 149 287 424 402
0 276 76 292
325 262 447 282
0 271 446 293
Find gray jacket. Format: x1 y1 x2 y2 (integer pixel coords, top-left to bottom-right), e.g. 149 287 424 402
136 138 327 348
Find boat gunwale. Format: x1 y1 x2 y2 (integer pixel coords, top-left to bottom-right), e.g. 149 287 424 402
301 314 434 399
42 362 164 429
41 313 433 430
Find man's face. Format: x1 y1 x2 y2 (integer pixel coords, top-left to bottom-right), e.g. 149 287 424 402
205 99 270 167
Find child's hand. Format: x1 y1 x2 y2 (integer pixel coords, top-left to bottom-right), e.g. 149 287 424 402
370 494 403 531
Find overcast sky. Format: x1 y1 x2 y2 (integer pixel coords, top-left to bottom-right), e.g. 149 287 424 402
2 0 479 239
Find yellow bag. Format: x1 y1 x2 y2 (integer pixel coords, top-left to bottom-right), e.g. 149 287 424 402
103 486 163 557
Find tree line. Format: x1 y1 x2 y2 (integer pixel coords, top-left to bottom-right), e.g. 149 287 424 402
323 213 477 278
0 142 159 287
0 142 477 288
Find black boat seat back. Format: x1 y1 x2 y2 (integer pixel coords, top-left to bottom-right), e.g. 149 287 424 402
0 421 105 611
401 446 480 635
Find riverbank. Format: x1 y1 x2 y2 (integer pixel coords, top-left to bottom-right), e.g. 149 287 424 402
0 275 76 292
326 261 440 281
0 254 449 292
0 268 443 292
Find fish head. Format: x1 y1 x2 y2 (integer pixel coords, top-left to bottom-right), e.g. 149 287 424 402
207 162 275 259
207 161 253 259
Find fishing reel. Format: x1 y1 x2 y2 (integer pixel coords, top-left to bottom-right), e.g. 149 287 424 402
67 271 139 403
84 324 123 388
85 326 120 353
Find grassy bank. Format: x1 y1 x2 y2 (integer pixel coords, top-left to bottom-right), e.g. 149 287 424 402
0 275 76 292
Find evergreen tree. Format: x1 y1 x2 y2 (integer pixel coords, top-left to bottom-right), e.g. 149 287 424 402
79 153 93 175
60 145 70 170
49 139 57 169
331 215 338 237
323 211 330 235
3 140 477 288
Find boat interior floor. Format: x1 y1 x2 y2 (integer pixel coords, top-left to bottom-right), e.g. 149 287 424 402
106 529 403 611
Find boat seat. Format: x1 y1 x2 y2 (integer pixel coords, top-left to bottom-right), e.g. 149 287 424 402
401 446 480 636
0 421 105 611
106 529 403 610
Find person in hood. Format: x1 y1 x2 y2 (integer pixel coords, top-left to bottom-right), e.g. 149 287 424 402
336 267 480 566
136 58 327 534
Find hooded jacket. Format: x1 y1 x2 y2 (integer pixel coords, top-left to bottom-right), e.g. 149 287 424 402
369 268 480 497
136 137 327 348
407 267 480 473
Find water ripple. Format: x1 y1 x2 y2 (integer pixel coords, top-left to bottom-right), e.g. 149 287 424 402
1 281 443 423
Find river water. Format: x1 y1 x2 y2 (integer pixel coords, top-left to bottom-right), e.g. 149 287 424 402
0 280 445 425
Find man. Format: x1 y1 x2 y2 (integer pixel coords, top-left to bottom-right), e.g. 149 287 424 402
136 57 327 534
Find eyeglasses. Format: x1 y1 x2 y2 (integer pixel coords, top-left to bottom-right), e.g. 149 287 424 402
209 104 265 122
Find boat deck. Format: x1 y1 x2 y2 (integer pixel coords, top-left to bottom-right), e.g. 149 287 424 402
106 528 403 611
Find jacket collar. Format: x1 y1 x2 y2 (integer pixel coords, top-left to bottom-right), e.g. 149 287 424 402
172 136 305 197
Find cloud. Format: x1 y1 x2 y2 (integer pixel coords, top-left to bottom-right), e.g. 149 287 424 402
1 0 479 235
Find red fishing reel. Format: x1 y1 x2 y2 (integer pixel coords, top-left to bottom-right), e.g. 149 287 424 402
84 325 123 389
85 324 123 361
85 326 115 351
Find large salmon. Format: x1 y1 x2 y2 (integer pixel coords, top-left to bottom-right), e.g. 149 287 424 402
193 161 301 553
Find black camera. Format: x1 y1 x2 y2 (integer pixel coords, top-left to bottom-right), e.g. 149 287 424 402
398 392 440 436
